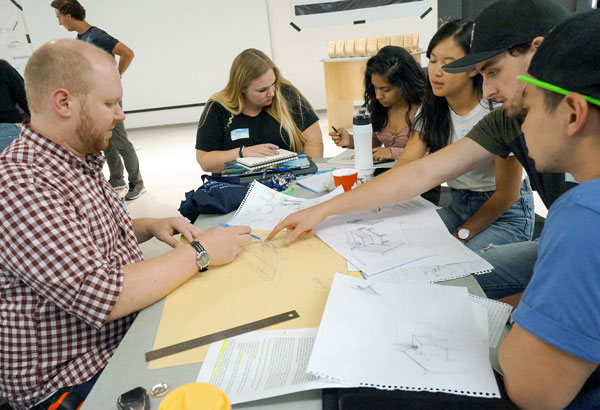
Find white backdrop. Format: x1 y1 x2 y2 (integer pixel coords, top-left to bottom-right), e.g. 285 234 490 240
0 0 33 75
22 0 272 128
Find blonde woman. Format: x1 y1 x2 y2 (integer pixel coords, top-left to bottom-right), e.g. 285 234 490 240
195 49 323 173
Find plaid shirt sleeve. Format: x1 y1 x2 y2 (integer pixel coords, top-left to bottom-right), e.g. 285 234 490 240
0 179 123 329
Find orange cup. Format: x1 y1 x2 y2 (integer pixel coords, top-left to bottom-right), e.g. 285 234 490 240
332 168 358 192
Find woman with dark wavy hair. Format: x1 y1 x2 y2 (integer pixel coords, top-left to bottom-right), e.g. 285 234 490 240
396 20 534 251
330 45 424 161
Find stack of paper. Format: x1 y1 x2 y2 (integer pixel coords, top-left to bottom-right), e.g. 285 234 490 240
307 274 500 397
316 197 493 278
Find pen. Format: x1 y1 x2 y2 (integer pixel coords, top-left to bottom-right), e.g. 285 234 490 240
218 222 261 240
331 126 338 133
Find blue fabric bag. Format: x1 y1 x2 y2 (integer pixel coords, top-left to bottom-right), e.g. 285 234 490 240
178 175 249 222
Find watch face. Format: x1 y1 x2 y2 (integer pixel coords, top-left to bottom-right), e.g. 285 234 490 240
197 251 210 268
458 228 470 240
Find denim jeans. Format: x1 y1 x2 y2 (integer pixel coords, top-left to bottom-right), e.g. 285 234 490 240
437 178 535 252
29 370 102 410
475 238 539 299
0 123 20 153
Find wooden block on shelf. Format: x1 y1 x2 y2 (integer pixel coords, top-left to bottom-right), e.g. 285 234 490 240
412 32 419 51
328 40 336 58
390 34 404 48
355 38 367 56
403 33 413 51
377 35 391 50
335 40 346 57
345 39 356 57
366 37 378 56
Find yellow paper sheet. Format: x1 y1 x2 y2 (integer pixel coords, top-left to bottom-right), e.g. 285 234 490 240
148 231 361 369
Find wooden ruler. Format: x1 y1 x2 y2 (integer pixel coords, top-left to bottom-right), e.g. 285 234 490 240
145 310 300 362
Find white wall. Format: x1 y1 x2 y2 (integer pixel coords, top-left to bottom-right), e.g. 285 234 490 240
22 0 271 128
266 0 438 110
21 0 438 129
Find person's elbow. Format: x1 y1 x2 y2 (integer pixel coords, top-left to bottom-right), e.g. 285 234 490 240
305 141 323 158
504 381 573 410
195 150 221 173
500 348 575 410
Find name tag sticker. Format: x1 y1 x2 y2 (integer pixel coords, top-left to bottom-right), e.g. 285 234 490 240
230 128 250 141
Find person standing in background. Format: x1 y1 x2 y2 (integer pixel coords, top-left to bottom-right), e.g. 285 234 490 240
51 0 146 201
0 59 29 153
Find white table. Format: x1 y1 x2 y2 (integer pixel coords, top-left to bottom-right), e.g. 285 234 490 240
81 161 499 409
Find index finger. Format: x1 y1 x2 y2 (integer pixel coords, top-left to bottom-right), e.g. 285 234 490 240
267 221 287 241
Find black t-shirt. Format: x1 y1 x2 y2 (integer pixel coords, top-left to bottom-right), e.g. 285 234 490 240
467 107 577 209
195 83 319 152
0 60 29 123
76 26 118 55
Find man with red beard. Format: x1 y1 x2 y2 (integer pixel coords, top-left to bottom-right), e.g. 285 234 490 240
0 39 251 410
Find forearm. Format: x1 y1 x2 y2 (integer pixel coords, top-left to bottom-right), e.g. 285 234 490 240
118 55 133 76
460 190 519 238
304 140 323 158
196 149 239 173
132 218 161 243
108 244 197 321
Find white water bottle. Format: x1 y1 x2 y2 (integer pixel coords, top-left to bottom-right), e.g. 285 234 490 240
353 107 374 180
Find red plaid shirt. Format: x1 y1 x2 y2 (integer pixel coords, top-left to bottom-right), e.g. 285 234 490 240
0 127 143 410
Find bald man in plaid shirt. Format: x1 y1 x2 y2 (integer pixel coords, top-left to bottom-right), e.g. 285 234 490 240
0 39 252 410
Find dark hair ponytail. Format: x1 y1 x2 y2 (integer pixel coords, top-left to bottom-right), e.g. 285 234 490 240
364 46 425 132
414 20 484 153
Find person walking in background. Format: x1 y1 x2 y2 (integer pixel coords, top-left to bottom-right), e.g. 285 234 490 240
0 59 29 153
51 0 146 201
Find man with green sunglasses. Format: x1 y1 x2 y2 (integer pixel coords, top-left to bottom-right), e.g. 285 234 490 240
498 10 600 409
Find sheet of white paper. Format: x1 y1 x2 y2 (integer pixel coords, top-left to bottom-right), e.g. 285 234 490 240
228 181 344 230
470 301 490 349
327 149 355 165
469 295 512 348
367 259 492 284
307 274 500 398
296 171 334 193
196 328 355 404
316 202 459 276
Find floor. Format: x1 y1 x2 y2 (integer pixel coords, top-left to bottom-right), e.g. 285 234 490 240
118 111 548 257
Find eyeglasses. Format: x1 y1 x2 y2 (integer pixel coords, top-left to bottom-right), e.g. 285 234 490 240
518 75 600 107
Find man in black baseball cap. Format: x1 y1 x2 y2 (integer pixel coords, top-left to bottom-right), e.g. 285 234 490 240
270 0 574 307
499 10 600 409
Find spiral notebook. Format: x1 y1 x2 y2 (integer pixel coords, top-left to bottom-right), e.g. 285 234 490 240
236 148 298 170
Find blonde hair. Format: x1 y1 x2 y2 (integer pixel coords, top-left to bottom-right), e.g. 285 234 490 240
203 48 310 152
25 39 112 114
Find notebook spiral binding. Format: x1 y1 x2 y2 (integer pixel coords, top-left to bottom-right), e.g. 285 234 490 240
230 180 258 220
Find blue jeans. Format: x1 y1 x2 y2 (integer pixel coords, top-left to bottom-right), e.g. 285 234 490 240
437 178 535 251
475 238 539 299
0 123 20 153
29 370 102 410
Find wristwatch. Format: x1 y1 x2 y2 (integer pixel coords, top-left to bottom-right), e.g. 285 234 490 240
239 145 245 158
457 228 471 241
190 241 210 272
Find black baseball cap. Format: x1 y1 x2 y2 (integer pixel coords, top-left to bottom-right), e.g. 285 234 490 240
519 10 600 108
443 0 569 73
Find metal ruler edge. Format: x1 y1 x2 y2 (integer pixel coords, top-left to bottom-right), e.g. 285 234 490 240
145 309 300 362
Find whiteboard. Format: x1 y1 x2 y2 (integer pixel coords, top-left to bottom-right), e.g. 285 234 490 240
22 0 272 112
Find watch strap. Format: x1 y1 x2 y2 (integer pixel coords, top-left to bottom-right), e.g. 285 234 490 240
190 241 209 271
239 145 244 158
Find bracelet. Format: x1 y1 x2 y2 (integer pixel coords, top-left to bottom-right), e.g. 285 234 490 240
239 145 245 158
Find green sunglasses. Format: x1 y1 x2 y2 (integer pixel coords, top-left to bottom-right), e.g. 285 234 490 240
518 75 600 107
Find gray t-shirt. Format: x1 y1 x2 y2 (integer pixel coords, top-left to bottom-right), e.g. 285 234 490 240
415 102 498 191
466 107 577 208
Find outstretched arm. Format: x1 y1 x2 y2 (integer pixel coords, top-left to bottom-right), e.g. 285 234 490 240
268 137 494 244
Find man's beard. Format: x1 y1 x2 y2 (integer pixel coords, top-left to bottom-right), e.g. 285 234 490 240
75 102 111 153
